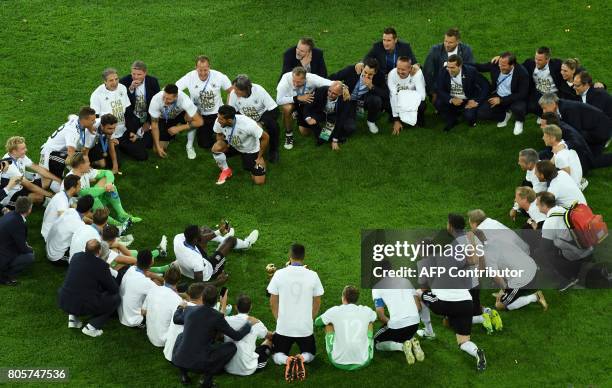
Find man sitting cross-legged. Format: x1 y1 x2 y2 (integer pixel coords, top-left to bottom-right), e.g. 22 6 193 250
315 285 377 370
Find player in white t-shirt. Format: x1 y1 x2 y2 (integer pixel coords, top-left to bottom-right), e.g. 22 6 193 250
173 225 236 284
535 160 587 207
148 84 203 159
89 68 131 140
41 175 81 241
371 273 425 365
1 136 60 209
211 105 269 185
45 195 94 264
388 56 427 133
224 294 273 376
542 124 585 188
176 55 232 159
40 107 98 178
142 265 184 346
229 74 280 163
117 250 158 327
314 285 376 371
65 152 140 228
267 244 324 382
416 237 487 371
68 207 108 261
87 114 120 175
276 67 332 150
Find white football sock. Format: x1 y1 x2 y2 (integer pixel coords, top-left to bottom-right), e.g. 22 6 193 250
186 129 196 148
507 293 538 310
472 315 485 324
460 341 479 358
272 352 289 365
375 341 404 351
234 237 251 250
301 352 315 363
213 152 229 170
482 307 492 314
419 304 435 335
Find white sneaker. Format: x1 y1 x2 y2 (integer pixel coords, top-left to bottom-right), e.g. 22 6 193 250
117 234 134 247
68 315 83 329
284 135 294 150
244 230 259 248
606 137 612 148
579 178 589 191
536 117 542 125
416 329 436 339
158 235 168 253
82 324 103 337
186 146 196 160
496 111 512 128
367 121 379 134
513 121 524 135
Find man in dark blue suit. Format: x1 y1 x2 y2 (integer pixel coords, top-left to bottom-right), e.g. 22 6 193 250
435 54 489 131
172 284 255 387
281 37 328 79
119 60 161 160
0 196 34 286
573 71 612 119
476 52 529 135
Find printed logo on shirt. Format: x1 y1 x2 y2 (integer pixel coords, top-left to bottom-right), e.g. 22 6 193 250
230 134 242 148
134 95 147 118
535 76 554 94
450 81 465 98
241 106 261 121
110 100 125 122
197 90 215 111
396 82 415 93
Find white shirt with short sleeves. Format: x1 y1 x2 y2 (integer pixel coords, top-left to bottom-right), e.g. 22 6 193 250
266 265 324 337
41 115 97 155
528 201 547 223
69 223 101 261
276 72 332 105
553 142 583 186
173 233 213 281
65 169 98 190
148 90 198 120
176 69 231 116
526 167 548 193
118 265 157 327
228 84 277 122
224 314 269 376
163 301 196 361
479 217 530 255
143 285 183 347
548 170 587 207
45 208 84 261
213 115 263 154
90 84 131 139
371 277 420 329
484 240 537 288
320 304 376 365
1 154 34 206
41 191 71 241
542 206 593 260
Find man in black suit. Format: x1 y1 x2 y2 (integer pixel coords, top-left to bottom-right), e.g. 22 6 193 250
539 92 612 168
521 47 564 117
330 58 387 134
424 27 475 98
58 239 120 337
435 54 489 131
358 27 418 78
281 37 328 79
172 284 255 388
0 196 34 285
119 60 161 160
476 52 529 135
302 82 354 150
573 71 612 119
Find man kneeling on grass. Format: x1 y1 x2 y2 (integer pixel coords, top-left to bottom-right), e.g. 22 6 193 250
315 285 377 370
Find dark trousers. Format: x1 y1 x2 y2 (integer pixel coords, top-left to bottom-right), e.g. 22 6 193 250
180 342 237 387
118 133 148 161
434 98 478 127
478 100 526 122
259 109 280 154
355 94 383 123
589 143 612 168
197 115 218 149
60 292 121 329
0 252 34 279
527 91 543 116
307 118 357 143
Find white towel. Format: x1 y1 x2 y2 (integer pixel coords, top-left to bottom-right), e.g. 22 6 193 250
397 89 422 126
